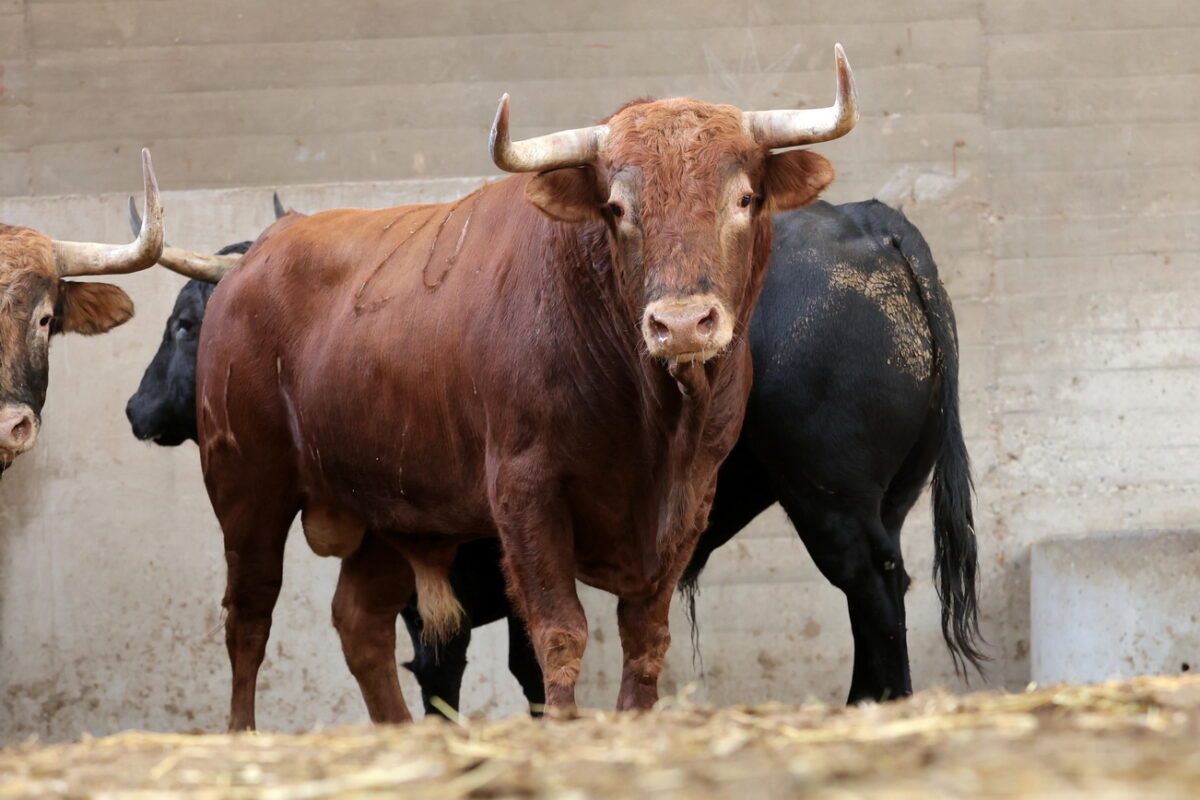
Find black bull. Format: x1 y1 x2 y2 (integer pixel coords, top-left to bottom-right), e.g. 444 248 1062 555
127 198 982 711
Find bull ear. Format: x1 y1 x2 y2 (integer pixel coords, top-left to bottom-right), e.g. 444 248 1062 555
58 281 134 335
525 167 603 223
764 150 835 211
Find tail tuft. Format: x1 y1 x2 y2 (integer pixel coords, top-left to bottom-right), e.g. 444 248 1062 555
412 561 464 646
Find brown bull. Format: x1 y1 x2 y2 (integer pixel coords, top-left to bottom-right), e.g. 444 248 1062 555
186 47 857 729
0 150 164 474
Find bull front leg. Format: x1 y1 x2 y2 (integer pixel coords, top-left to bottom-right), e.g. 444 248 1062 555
617 474 719 712
491 457 588 713
615 583 675 711
498 537 588 711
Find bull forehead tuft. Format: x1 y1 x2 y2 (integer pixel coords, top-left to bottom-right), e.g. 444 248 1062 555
0 225 56 288
603 98 757 166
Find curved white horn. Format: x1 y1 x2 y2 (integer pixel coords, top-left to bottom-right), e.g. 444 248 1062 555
127 195 143 237
128 191 241 283
154 246 241 283
53 148 165 276
490 93 608 173
742 44 859 150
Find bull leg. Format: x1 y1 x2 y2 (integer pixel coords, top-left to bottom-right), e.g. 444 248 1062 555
220 499 295 731
331 534 416 724
785 494 911 704
506 614 546 715
400 601 473 718
493 477 586 712
615 585 675 711
501 546 587 712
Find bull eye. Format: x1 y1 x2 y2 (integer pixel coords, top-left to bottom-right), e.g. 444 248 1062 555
608 202 624 218
738 194 754 208
38 315 52 329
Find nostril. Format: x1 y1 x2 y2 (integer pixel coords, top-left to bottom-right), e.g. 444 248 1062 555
648 315 671 343
10 419 30 445
696 307 718 336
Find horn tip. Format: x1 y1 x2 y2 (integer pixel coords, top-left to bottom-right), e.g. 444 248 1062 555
834 43 851 70
492 93 511 123
140 147 160 200
494 93 511 118
490 93 513 166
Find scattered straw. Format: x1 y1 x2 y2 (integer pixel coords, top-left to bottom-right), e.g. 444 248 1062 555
2 676 1199 799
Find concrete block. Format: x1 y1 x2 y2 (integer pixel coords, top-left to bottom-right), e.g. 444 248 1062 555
996 367 1197 415
988 28 1200 81
31 19 984 96
0 12 26 59
0 104 31 151
29 0 982 52
988 291 1200 339
984 0 1200 33
996 253 1199 297
991 166 1200 219
0 150 29 195
992 211 1200 261
1031 531 1200 684
990 74 1200 130
996 330 1200 374
990 123 1200 174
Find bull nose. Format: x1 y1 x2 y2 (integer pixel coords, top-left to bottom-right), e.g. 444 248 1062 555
126 395 148 438
0 406 38 456
642 296 732 362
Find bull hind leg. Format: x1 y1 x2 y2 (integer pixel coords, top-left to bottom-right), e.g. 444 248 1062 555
507 615 546 715
218 496 297 731
331 534 417 724
783 492 912 704
400 601 473 718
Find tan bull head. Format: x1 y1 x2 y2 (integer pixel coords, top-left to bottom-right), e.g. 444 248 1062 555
0 149 164 472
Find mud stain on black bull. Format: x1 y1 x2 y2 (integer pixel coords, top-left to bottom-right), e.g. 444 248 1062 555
779 250 932 383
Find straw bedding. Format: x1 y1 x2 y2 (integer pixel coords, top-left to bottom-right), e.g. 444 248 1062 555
3 675 1198 799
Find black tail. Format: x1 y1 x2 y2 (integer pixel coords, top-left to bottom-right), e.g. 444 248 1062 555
865 201 986 678
678 568 706 675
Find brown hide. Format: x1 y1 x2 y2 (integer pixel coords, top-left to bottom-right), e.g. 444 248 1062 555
198 98 835 726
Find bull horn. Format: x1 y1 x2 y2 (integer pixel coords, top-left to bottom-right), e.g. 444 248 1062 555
127 195 143 237
273 192 286 219
742 43 859 150
490 93 608 173
155 246 240 284
127 195 240 284
52 148 165 276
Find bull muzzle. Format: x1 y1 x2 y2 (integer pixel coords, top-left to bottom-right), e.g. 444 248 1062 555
642 295 733 363
0 405 39 462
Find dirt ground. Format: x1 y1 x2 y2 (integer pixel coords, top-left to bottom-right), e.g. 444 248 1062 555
2 675 1199 799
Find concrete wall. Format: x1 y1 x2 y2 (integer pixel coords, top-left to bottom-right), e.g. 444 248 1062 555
1 0 1197 742
1031 531 1200 685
